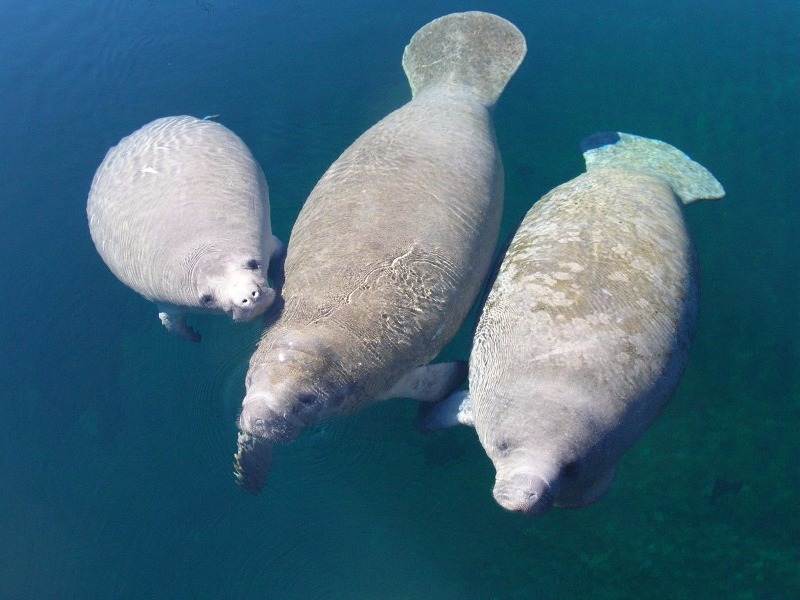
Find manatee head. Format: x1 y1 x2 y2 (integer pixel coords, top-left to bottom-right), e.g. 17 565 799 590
197 257 274 322
486 434 564 515
238 330 345 444
492 449 615 514
475 380 592 516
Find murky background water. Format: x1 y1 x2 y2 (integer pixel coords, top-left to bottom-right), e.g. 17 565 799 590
1 1 797 597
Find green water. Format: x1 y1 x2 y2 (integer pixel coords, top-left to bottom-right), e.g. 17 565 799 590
0 1 797 598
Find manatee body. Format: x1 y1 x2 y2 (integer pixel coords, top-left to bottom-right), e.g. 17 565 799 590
87 116 283 342
234 12 527 493
419 132 724 515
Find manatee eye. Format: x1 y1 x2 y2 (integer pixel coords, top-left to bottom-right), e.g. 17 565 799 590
290 393 317 416
245 259 260 270
200 293 214 305
297 393 316 406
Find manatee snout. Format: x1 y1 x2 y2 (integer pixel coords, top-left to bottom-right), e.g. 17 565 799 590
492 473 555 516
229 280 275 322
238 395 304 443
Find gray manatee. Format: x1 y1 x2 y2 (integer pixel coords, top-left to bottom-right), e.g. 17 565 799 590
234 11 527 493
87 116 284 342
419 132 724 515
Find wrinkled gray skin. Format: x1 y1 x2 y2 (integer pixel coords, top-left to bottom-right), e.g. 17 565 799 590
87 116 282 342
466 157 722 515
419 133 725 515
241 87 503 438
235 12 526 493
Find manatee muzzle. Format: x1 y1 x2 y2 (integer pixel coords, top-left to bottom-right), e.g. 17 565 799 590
492 473 555 515
230 283 274 322
239 394 305 443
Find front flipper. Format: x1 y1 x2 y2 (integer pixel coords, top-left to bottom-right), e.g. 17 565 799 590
557 463 619 509
234 431 274 495
415 390 474 431
267 235 287 296
157 306 201 342
381 361 468 403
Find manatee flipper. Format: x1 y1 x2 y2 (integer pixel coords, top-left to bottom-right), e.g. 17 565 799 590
557 464 619 509
234 431 273 495
580 132 725 204
157 306 201 342
402 11 527 108
415 390 474 431
381 361 468 402
267 235 287 296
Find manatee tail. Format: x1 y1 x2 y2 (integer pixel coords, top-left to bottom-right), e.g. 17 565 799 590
402 11 527 107
580 131 725 204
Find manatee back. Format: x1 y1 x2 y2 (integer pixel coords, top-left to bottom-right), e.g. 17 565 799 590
402 11 526 107
478 169 699 402
474 132 725 420
270 106 502 407
87 116 270 305
250 14 523 409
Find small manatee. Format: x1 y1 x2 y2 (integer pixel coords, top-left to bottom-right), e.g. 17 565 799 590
87 115 285 341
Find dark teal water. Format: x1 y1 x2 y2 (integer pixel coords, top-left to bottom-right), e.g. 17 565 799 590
1 1 798 598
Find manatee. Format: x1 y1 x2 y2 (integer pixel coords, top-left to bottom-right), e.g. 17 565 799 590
419 132 724 515
234 11 527 494
87 116 284 342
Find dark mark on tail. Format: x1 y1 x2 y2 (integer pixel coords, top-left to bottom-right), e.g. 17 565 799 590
579 131 621 154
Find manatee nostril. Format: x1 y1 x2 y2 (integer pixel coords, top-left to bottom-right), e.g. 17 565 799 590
234 288 262 309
